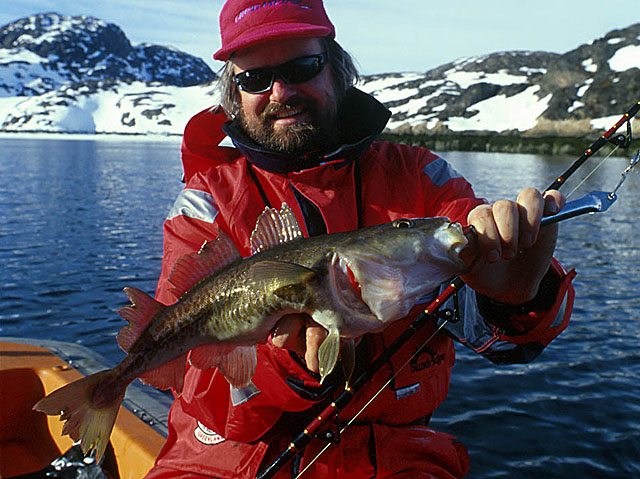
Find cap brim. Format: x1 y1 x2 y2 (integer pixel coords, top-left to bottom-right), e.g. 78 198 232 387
213 23 333 61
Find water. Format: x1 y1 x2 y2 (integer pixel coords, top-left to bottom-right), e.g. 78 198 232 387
1 138 639 477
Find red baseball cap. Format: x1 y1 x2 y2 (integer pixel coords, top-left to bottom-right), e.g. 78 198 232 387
214 0 335 61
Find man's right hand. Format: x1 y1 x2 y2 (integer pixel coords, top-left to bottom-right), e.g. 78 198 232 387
269 314 328 373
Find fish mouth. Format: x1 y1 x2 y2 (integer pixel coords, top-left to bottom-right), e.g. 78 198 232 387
338 257 363 300
447 222 469 268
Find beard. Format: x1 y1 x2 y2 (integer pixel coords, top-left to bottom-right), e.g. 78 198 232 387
237 96 338 157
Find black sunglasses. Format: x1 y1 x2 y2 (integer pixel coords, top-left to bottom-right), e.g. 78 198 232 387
233 52 328 94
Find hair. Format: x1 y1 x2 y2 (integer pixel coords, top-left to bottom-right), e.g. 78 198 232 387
217 36 360 118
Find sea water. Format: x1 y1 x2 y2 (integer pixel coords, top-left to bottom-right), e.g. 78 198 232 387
1 137 638 477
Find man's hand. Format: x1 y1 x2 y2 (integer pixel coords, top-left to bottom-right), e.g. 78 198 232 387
460 188 565 305
269 313 327 373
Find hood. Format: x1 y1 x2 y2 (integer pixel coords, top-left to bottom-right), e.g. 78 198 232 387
222 87 391 174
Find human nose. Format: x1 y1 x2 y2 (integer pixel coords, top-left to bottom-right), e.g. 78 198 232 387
269 76 297 103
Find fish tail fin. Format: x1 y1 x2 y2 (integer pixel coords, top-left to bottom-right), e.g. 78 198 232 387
33 370 125 462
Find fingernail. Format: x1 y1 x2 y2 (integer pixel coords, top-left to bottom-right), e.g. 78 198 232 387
547 201 559 214
487 250 500 263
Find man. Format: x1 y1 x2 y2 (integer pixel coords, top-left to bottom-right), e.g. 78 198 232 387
146 1 575 477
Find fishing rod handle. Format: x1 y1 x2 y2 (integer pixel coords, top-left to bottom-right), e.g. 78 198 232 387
540 191 616 226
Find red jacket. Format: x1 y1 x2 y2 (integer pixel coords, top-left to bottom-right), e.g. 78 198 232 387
146 90 574 479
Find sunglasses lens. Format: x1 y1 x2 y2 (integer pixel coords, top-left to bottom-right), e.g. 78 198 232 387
235 54 326 93
279 56 324 84
236 69 274 93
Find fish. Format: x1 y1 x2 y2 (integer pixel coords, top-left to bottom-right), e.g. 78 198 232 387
33 204 468 461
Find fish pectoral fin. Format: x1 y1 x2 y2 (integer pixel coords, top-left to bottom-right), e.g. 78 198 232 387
249 261 316 299
190 345 257 388
341 339 356 386
217 346 258 389
317 327 341 384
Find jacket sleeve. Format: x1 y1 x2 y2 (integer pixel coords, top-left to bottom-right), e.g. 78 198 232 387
155 183 221 305
439 257 575 364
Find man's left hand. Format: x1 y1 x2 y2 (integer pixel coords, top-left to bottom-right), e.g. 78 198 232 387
460 188 565 305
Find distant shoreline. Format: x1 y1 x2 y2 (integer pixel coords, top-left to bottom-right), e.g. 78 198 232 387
2 131 638 157
380 132 640 157
0 131 182 143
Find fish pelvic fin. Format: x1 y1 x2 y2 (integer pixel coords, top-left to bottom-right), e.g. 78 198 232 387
33 370 125 463
116 287 166 353
168 231 242 298
189 345 257 389
219 346 258 389
317 326 341 384
250 204 304 255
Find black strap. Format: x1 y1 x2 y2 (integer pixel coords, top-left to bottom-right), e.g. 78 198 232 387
247 159 364 235
354 158 363 229
247 162 272 208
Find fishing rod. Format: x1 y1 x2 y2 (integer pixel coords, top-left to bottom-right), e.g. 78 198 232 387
256 101 640 479
546 100 639 191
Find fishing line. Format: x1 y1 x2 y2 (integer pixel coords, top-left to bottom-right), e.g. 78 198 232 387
294 320 451 479
565 144 619 199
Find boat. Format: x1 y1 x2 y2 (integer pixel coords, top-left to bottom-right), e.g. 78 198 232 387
0 337 172 479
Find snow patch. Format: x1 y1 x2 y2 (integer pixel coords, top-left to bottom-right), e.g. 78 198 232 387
443 69 528 89
582 58 597 73
608 45 640 72
591 115 623 130
446 86 551 133
568 101 584 113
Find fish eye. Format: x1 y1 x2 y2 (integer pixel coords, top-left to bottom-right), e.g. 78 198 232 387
393 219 414 229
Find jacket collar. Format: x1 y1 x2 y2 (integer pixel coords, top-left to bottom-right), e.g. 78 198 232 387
222 87 391 174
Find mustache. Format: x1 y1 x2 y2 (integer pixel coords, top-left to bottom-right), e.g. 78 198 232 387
263 97 314 118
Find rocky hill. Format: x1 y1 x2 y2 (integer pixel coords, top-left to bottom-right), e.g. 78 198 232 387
0 13 638 138
360 23 639 137
0 13 217 134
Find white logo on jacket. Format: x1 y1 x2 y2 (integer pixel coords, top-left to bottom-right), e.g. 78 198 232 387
194 421 225 445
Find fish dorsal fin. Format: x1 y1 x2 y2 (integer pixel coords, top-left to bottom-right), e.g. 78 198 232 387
168 231 241 298
116 287 166 353
250 204 304 255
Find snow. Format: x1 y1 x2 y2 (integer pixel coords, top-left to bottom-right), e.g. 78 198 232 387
582 58 597 73
372 87 420 103
0 82 218 135
442 69 528 89
568 100 585 113
591 115 623 130
446 86 552 132
359 73 422 92
576 78 593 97
608 45 640 72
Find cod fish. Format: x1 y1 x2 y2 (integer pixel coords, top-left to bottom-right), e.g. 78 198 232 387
34 204 468 460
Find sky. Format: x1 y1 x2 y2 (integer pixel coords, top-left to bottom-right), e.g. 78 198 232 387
1 1 639 75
